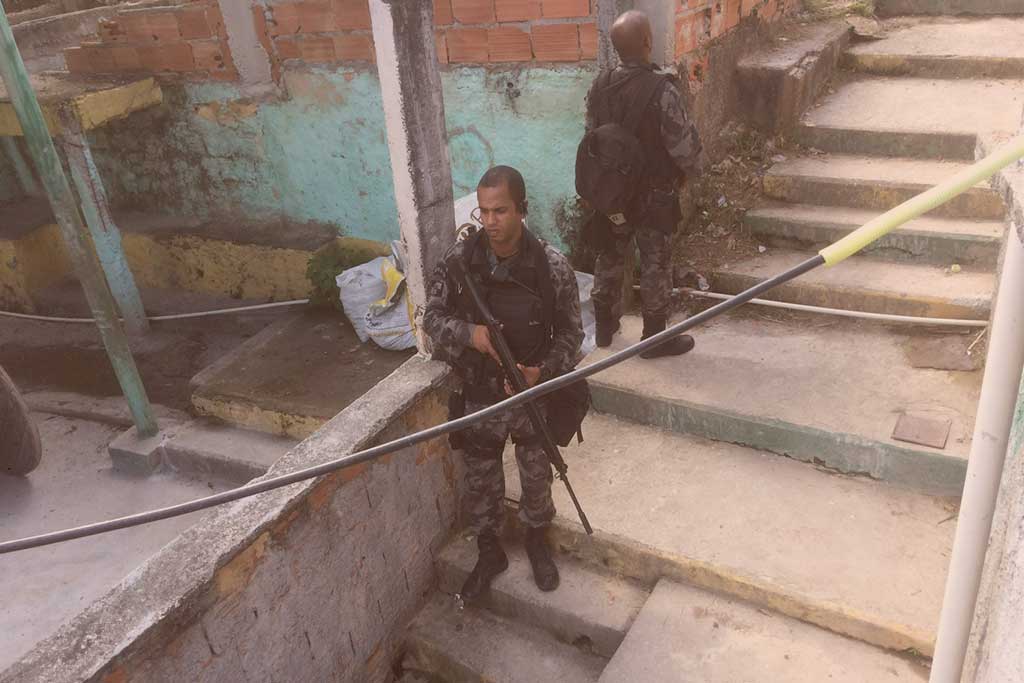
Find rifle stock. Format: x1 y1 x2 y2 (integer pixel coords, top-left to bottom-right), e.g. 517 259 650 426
453 260 593 535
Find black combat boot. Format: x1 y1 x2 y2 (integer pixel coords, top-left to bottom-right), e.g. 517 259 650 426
459 533 509 603
639 314 694 359
525 525 560 592
595 306 620 348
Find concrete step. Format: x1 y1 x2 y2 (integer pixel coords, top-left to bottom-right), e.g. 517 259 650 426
160 420 297 484
763 154 1007 218
583 314 979 495
711 247 994 319
877 0 1024 17
502 413 956 656
796 78 1024 159
403 593 606 683
745 202 1004 266
598 579 928 682
437 536 648 658
842 17 1024 79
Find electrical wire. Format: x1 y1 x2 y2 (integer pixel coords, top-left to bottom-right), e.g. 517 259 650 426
0 299 310 324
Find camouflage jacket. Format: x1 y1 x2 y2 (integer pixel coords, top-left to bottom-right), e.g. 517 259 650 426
584 61 703 178
423 228 584 394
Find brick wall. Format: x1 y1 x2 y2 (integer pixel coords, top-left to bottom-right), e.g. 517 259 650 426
675 0 799 83
63 1 237 79
256 0 377 70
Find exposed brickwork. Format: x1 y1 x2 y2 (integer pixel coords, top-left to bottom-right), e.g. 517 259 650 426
63 2 236 79
259 0 376 68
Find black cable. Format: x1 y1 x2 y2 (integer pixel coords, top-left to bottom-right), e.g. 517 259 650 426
0 255 824 555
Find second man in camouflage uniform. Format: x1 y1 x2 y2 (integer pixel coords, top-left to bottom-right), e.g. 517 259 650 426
584 10 703 358
423 166 584 602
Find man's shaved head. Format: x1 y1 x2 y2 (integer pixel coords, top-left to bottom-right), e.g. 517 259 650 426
610 10 652 62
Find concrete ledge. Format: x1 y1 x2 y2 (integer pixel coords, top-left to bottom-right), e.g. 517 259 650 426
505 505 937 657
735 21 851 134
161 422 297 485
108 426 171 475
25 391 190 428
3 357 456 683
590 382 969 496
842 52 1024 79
796 125 978 161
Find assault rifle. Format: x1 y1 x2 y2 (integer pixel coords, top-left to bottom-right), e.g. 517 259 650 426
453 261 593 535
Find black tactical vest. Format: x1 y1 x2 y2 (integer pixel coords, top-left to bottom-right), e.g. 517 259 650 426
453 227 556 394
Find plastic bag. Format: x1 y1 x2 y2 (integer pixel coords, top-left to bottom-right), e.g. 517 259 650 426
336 256 389 342
575 271 596 356
365 259 417 351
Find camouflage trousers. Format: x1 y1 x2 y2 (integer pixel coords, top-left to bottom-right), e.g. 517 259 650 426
591 224 673 319
462 399 556 536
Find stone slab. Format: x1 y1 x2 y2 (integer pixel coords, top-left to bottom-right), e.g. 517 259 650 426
893 413 952 449
584 314 978 494
438 536 648 658
745 202 1004 266
503 413 957 655
404 593 606 683
598 580 928 683
712 247 994 319
107 424 170 475
763 154 1007 218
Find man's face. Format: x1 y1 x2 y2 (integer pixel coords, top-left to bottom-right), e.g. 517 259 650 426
477 183 524 252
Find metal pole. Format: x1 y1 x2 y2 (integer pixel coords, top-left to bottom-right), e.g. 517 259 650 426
0 6 157 437
60 112 149 335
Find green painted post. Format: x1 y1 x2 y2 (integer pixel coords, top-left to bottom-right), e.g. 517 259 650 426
0 6 157 437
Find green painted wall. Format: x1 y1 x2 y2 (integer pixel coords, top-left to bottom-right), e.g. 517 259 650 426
87 64 595 248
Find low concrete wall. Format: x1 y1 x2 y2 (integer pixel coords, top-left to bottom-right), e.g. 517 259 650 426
0 357 463 683
962 135 1024 683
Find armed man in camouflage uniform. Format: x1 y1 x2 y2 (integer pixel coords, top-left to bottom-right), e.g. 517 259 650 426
584 9 703 358
423 166 584 602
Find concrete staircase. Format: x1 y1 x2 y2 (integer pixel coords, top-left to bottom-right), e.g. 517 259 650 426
401 8 1022 681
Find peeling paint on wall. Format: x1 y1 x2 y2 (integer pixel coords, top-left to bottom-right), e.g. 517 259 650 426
86 63 594 247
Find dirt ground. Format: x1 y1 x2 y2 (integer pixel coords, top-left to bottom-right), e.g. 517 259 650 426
0 282 289 411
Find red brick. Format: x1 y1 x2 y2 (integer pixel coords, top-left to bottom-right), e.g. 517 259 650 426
494 0 540 21
191 39 227 70
177 5 213 40
97 18 128 43
541 0 589 18
205 4 226 34
446 28 488 63
333 0 371 30
579 20 597 58
120 11 182 43
531 22 579 61
487 26 531 62
64 46 116 74
435 30 449 63
137 42 195 71
675 11 707 56
109 44 142 70
274 36 302 59
433 0 454 25
333 32 375 60
688 0 708 7
451 0 494 24
296 34 336 61
269 2 335 36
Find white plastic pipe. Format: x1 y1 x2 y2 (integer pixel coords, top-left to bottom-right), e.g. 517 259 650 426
930 228 1024 682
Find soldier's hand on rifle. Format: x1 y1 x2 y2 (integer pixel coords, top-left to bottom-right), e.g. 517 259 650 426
505 364 541 396
470 324 501 364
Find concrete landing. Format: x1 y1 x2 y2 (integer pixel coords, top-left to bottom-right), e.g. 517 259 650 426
798 78 1024 159
503 413 957 655
844 17 1024 78
584 314 979 494
712 247 994 319
0 413 231 671
877 0 1024 17
745 202 1004 266
404 593 606 683
598 579 928 682
190 310 414 438
438 536 648 657
763 154 1006 218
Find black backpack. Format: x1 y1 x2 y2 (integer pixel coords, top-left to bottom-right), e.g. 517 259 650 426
575 70 667 225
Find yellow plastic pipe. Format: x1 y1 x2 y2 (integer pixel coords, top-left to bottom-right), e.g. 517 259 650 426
820 136 1024 267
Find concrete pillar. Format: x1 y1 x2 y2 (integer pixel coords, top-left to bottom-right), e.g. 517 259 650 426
216 0 272 90
633 0 676 66
369 0 455 355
